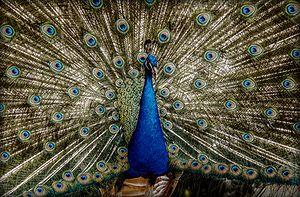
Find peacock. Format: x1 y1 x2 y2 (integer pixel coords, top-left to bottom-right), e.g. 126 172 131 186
0 0 300 196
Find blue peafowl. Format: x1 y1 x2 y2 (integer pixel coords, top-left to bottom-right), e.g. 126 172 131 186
0 0 300 196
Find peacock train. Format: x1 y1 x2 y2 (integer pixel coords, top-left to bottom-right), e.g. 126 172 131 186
0 0 300 196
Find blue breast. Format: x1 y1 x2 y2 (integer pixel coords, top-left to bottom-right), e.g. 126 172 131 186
127 67 169 178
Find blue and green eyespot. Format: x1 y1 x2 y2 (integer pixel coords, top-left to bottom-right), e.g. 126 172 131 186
105 89 116 100
18 130 31 142
159 87 170 98
116 19 130 35
94 172 103 182
168 144 179 154
113 56 125 69
89 0 103 9
117 147 128 156
194 78 207 90
285 2 300 16
196 119 207 129
1 151 10 162
67 87 80 98
109 124 120 134
201 164 211 174
6 65 21 79
27 95 42 107
293 122 300 132
112 111 120 121
83 33 97 47
198 153 209 164
159 107 167 117
215 163 229 174
173 100 184 111
0 24 15 39
242 132 254 142
115 79 125 88
22 191 34 197
163 62 175 76
229 164 242 176
62 170 75 182
52 181 68 193
144 0 156 6
96 160 108 172
196 13 211 26
51 112 64 123
203 50 219 62
281 78 296 90
242 78 255 90
95 104 106 115
163 120 173 129
77 173 92 185
41 23 56 38
158 29 171 44
247 44 263 57
79 127 90 137
137 52 148 64
243 168 258 180
0 103 6 113
290 48 299 60
224 99 237 111
45 141 56 152
92 68 105 80
34 185 48 196
240 3 256 17
264 166 277 177
263 107 277 118
49 60 64 73
128 69 139 78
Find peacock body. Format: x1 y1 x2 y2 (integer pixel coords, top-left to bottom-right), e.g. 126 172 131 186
0 0 300 196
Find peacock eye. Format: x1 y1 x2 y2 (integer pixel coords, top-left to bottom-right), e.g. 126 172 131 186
77 173 92 185
158 29 171 44
285 2 300 16
1 151 10 162
95 104 106 115
96 161 107 172
159 107 167 117
128 69 139 78
92 68 105 80
45 141 56 151
34 185 48 196
89 0 103 9
105 89 116 100
79 127 90 137
196 119 207 129
22 191 34 197
242 78 255 90
293 122 300 132
109 124 120 134
290 48 299 59
240 4 256 17
168 144 179 153
18 130 31 142
163 62 175 76
67 87 80 98
145 0 156 6
115 78 125 88
196 13 211 26
230 165 242 175
83 33 97 47
49 60 64 73
113 56 125 69
215 163 228 174
62 170 74 181
117 147 128 156
6 66 21 79
41 23 56 37
224 99 237 110
198 153 209 164
247 44 263 57
51 112 64 123
203 50 219 62
137 52 148 64
163 120 173 129
281 78 296 90
116 19 130 34
201 164 211 174
194 79 207 90
159 87 170 98
0 103 6 113
263 107 277 118
173 100 184 111
242 132 254 142
264 166 276 177
0 24 15 39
